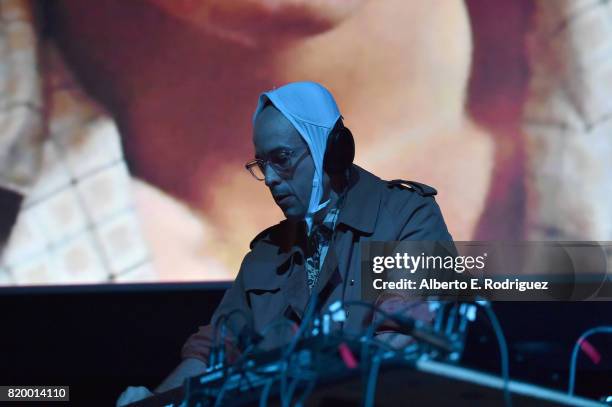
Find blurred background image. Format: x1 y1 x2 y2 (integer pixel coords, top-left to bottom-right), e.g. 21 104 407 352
0 0 611 286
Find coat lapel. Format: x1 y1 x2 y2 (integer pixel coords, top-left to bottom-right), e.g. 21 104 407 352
313 165 384 299
279 222 310 320
282 254 309 320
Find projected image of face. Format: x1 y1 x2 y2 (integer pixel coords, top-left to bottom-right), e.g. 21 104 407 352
253 105 315 221
17 0 562 285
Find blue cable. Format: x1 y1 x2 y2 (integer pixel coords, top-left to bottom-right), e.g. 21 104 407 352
568 325 612 396
363 350 383 407
478 301 512 407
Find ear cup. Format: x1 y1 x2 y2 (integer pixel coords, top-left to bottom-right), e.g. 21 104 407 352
324 125 355 174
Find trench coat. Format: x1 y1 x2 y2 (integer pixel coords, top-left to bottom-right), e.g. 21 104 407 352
182 165 454 362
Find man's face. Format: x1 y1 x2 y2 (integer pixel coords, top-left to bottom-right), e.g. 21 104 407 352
253 105 315 221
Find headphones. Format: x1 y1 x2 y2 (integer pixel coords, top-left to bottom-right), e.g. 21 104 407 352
323 118 355 174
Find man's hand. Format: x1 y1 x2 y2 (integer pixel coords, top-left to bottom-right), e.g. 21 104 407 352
375 332 415 350
115 358 207 407
155 358 208 393
116 386 154 407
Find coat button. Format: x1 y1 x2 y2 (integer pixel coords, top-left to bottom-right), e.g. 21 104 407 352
349 279 355 286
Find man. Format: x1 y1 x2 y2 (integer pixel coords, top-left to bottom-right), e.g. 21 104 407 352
117 81 453 406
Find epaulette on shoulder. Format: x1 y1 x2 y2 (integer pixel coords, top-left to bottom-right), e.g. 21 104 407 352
387 179 438 197
249 224 277 249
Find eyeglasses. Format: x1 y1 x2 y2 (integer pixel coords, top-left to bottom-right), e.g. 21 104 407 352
245 148 309 181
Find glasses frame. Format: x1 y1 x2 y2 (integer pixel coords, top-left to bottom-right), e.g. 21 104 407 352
245 148 310 181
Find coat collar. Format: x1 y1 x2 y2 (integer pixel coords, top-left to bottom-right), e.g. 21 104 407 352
336 165 383 235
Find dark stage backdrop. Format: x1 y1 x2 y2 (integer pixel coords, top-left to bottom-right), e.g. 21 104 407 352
0 283 228 405
1 287 610 405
